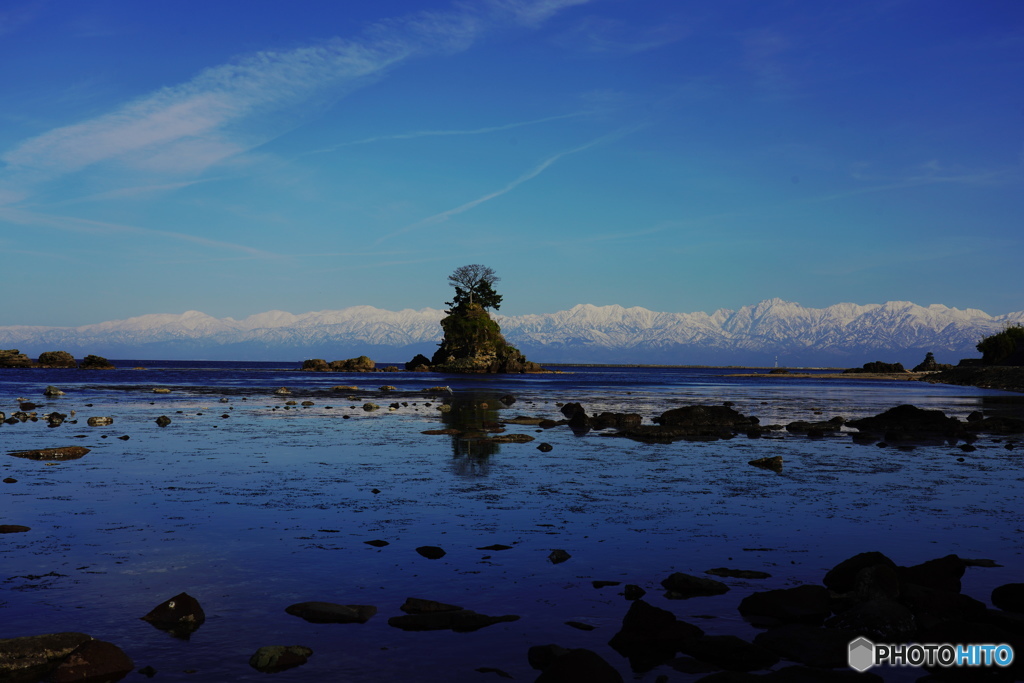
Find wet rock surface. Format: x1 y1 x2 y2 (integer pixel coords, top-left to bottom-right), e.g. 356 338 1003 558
140 592 205 638
285 602 377 624
8 446 89 461
249 645 313 673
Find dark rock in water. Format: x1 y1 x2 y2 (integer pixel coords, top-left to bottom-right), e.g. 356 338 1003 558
477 544 513 551
548 549 571 564
405 353 432 371
9 446 89 461
992 583 1024 613
389 606 524 634
624 585 646 601
846 404 962 440
285 602 377 624
849 563 901 602
823 551 897 593
37 351 77 368
140 592 205 638
0 349 34 368
824 596 915 640
364 539 389 547
80 355 115 370
19 402 39 411
534 647 624 682
898 554 966 593
416 546 446 560
86 416 113 427
785 417 844 435
965 415 1024 434
49 639 133 683
565 621 597 631
0 525 31 533
0 632 92 682
900 582 986 631
593 581 621 589
537 442 553 452
44 385 66 396
614 404 758 442
3 478 16 483
844 361 907 373
753 623 861 669
738 585 831 626
748 456 782 472
528 644 571 671
249 645 312 673
486 433 535 443
680 634 778 672
500 394 516 405
590 412 643 430
655 405 758 430
661 572 729 599
155 416 171 427
706 568 771 580
560 402 586 418
400 597 462 614
608 599 704 672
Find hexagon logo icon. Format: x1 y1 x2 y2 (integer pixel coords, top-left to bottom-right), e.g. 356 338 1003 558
848 636 875 672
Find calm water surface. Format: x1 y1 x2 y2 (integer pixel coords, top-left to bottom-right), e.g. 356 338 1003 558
2 363 1022 681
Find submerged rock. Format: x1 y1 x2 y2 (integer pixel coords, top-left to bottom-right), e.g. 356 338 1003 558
415 546 447 560
285 602 377 624
661 572 730 599
0 632 92 682
9 446 89 461
140 592 205 638
846 404 963 441
388 598 519 632
738 585 831 626
49 639 133 683
608 599 704 672
249 645 312 673
748 456 783 472
533 647 624 682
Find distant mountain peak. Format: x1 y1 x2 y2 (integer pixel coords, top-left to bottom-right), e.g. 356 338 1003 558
2 299 1021 366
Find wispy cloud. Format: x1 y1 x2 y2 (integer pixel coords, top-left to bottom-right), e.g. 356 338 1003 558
0 0 594 201
56 179 221 205
305 111 588 155
378 127 638 243
0 207 281 258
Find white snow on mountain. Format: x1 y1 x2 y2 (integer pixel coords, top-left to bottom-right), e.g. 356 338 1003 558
1 299 1021 365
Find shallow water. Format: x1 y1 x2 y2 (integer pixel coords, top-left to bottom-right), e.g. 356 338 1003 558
2 364 1022 681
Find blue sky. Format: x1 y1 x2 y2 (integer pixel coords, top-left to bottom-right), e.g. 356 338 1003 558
2 0 1022 327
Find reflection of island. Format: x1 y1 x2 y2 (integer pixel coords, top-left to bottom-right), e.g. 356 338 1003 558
438 392 508 477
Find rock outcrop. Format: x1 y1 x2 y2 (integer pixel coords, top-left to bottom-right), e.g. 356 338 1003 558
429 302 543 373
79 355 115 370
302 356 376 372
0 349 33 368
36 351 77 368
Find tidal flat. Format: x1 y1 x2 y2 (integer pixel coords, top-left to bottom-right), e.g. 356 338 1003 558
2 364 1023 682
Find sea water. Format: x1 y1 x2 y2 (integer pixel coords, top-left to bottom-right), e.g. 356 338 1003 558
1 363 1022 681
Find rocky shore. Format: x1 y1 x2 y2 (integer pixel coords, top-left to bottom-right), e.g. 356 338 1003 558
925 366 1024 394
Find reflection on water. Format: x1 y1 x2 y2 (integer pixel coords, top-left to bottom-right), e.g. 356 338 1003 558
439 391 507 476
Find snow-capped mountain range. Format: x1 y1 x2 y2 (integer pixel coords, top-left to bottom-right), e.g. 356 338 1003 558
1 299 1021 367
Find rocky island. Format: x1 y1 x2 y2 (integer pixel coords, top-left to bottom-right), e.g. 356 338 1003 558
418 265 544 374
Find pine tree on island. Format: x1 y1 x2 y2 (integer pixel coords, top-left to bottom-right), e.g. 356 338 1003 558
409 265 543 373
